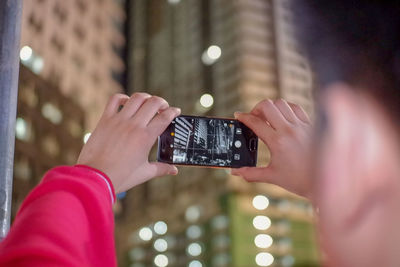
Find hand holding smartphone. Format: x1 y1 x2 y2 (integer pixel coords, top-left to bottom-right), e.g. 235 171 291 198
157 115 258 168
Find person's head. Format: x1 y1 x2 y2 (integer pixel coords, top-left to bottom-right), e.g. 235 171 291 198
292 1 400 266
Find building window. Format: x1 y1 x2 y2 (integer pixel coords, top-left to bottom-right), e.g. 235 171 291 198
41 135 60 157
41 102 63 125
51 35 65 54
72 54 85 71
94 16 104 30
14 157 32 181
48 68 62 87
73 25 86 42
15 117 34 142
93 43 102 57
53 3 67 24
67 119 83 138
28 13 43 33
92 72 101 85
19 81 38 108
76 0 87 14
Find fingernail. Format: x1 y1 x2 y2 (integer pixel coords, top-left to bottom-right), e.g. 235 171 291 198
175 108 181 114
234 111 242 118
170 166 178 175
230 169 239 176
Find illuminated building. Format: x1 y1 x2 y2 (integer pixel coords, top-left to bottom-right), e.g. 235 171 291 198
19 0 126 129
12 0 126 241
117 0 320 267
13 65 85 219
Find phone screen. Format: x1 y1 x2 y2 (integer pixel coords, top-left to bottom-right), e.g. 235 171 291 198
158 115 258 168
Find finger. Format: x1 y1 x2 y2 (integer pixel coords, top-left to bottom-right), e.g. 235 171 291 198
274 99 297 123
147 162 178 178
148 107 181 136
231 166 275 183
234 112 275 147
134 96 169 125
119 92 151 119
251 99 288 130
288 102 311 123
103 94 129 117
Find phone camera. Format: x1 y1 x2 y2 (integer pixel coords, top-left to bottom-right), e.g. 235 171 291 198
234 140 242 148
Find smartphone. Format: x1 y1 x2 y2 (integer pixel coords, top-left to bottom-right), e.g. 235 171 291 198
157 115 258 168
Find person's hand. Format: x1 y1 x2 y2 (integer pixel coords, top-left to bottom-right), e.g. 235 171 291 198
231 99 313 198
77 93 181 193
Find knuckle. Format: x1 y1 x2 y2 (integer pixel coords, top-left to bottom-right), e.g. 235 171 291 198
274 98 286 106
291 103 301 110
131 92 151 101
260 99 273 107
150 96 168 106
283 124 296 136
109 93 126 102
163 108 177 120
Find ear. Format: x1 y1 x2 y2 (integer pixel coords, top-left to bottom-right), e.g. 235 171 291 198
316 83 364 223
316 83 400 267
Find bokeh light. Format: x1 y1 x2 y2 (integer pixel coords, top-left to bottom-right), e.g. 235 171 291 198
255 252 274 266
199 94 214 108
253 216 271 230
254 234 273 248
139 227 153 241
252 195 269 210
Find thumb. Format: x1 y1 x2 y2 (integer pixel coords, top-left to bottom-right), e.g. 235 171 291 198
147 162 179 178
231 167 275 183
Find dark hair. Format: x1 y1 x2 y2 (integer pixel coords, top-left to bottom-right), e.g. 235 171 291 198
292 1 400 120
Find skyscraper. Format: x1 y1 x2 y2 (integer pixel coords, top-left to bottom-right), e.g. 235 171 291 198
120 0 319 266
13 65 85 219
19 0 126 129
11 0 127 245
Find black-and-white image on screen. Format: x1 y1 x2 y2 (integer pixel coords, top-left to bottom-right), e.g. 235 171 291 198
172 117 235 166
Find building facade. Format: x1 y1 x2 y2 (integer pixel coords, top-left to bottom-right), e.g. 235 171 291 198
13 65 85 220
19 0 126 129
119 0 319 267
12 0 127 250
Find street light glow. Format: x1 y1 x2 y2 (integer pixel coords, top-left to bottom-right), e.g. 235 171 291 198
199 94 214 108
201 45 222 65
252 195 269 210
254 234 273 248
154 221 168 235
185 205 201 222
188 260 203 267
207 45 221 60
186 225 202 239
154 254 169 267
20 46 33 61
154 238 168 252
167 0 180 4
187 242 202 257
253 216 271 230
139 227 153 241
255 252 274 266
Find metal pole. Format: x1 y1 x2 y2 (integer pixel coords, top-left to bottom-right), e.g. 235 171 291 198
0 0 23 239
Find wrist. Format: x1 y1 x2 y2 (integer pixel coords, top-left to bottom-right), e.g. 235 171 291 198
74 164 116 204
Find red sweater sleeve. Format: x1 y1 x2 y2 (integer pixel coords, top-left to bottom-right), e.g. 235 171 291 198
0 165 117 267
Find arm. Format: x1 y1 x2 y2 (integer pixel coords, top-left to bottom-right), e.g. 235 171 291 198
0 93 181 266
0 166 116 267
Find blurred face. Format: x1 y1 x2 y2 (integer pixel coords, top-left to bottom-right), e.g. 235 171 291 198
313 84 400 267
